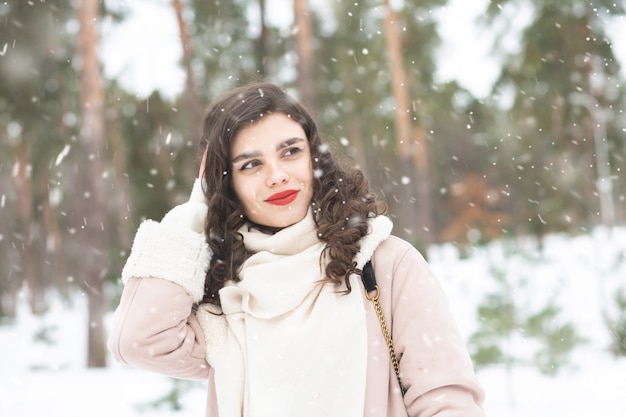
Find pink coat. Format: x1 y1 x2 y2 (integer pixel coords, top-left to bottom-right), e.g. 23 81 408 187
108 235 486 416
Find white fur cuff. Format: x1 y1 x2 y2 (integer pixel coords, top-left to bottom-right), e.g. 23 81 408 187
121 220 212 303
353 215 393 269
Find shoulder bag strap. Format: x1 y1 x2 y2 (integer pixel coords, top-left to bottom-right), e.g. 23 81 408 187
362 260 406 396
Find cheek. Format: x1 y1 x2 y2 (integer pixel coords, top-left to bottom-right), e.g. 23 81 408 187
233 176 259 205
304 161 314 185
231 177 246 203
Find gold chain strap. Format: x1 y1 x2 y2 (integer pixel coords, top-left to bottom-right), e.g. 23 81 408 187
365 285 406 396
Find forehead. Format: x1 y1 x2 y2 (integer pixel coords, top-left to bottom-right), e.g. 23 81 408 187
231 113 307 151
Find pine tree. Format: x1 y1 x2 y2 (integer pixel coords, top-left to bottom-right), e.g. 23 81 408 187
607 288 626 357
468 249 584 404
0 0 76 314
481 0 626 235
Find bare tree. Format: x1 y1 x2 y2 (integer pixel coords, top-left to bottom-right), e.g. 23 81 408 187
382 0 431 247
0 172 21 318
76 0 108 368
257 0 268 77
293 0 316 115
13 142 46 314
107 111 133 249
172 0 203 142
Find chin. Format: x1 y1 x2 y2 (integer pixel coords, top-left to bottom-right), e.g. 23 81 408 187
263 206 309 229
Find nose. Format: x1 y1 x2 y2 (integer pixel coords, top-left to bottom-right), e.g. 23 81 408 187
265 163 289 187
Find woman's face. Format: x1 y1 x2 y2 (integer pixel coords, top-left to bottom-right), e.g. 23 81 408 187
230 113 314 229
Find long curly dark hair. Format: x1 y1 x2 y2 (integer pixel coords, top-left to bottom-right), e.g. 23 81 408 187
199 82 387 305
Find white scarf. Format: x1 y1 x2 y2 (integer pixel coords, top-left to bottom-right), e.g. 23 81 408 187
197 213 393 417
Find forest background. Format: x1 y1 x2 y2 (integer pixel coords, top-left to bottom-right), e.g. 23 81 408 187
1 0 625 393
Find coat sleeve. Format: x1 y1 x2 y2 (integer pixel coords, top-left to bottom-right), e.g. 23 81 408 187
381 237 486 416
107 276 211 380
107 178 212 380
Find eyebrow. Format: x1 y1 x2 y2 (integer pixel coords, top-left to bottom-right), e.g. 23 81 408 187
231 137 306 164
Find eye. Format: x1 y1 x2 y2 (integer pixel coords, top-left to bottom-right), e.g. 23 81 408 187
239 159 261 171
283 146 303 157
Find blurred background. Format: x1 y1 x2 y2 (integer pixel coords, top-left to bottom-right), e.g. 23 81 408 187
1 0 625 415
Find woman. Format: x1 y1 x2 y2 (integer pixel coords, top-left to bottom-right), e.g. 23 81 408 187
108 82 486 417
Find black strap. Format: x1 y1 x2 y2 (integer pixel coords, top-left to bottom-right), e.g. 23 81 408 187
361 260 376 292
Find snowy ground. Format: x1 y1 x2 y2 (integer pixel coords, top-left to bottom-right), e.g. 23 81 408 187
1 227 625 416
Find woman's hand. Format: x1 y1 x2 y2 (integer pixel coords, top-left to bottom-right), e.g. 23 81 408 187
159 145 209 232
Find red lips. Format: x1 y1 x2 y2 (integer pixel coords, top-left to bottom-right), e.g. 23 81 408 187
265 189 299 206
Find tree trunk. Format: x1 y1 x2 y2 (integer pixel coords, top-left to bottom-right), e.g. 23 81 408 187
412 124 432 249
382 0 431 248
293 0 316 115
14 142 46 315
0 179 20 318
77 0 108 368
347 118 368 172
172 0 203 143
256 0 268 77
38 171 66 295
108 113 133 249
